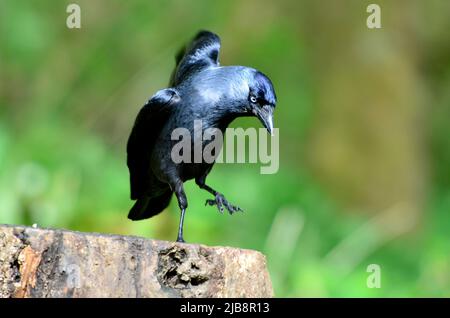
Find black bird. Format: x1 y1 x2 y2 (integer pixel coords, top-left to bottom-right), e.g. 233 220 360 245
127 31 277 242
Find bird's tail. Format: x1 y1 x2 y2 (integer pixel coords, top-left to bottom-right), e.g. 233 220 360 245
128 190 173 221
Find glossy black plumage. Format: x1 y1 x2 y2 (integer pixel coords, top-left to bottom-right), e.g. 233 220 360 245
127 30 277 242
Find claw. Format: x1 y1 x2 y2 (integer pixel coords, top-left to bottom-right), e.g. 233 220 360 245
218 197 225 213
205 193 242 215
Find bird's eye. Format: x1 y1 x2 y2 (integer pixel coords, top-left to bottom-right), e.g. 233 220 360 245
250 96 257 104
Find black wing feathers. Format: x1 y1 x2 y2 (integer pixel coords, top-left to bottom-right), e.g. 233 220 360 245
127 89 179 200
169 30 221 86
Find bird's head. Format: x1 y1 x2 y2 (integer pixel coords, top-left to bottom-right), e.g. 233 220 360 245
246 70 277 136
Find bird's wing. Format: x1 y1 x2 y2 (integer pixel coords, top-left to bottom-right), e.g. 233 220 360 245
169 30 221 86
127 88 180 200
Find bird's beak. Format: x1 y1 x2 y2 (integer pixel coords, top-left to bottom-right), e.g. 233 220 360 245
256 105 274 136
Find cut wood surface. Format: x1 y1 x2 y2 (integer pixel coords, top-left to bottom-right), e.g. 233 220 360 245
0 224 273 298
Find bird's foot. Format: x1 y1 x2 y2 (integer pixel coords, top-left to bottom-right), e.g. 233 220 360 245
205 193 243 215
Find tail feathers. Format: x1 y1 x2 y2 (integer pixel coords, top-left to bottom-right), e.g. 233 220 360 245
128 190 173 221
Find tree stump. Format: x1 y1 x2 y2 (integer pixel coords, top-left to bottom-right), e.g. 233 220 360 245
0 224 273 298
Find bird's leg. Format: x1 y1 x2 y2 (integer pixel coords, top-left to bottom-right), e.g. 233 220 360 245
195 177 243 215
172 181 188 243
177 208 186 243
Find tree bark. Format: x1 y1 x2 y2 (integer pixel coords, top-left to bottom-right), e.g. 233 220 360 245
0 225 273 298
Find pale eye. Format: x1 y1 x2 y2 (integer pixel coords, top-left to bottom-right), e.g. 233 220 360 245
250 96 257 103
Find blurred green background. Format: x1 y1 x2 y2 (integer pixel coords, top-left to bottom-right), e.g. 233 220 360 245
1 0 449 297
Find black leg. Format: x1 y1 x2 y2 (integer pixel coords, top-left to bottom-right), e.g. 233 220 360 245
196 177 243 215
198 183 217 196
172 181 188 243
177 208 186 243
196 175 218 195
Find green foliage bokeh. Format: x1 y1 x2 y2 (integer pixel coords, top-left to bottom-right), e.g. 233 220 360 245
1 0 449 297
